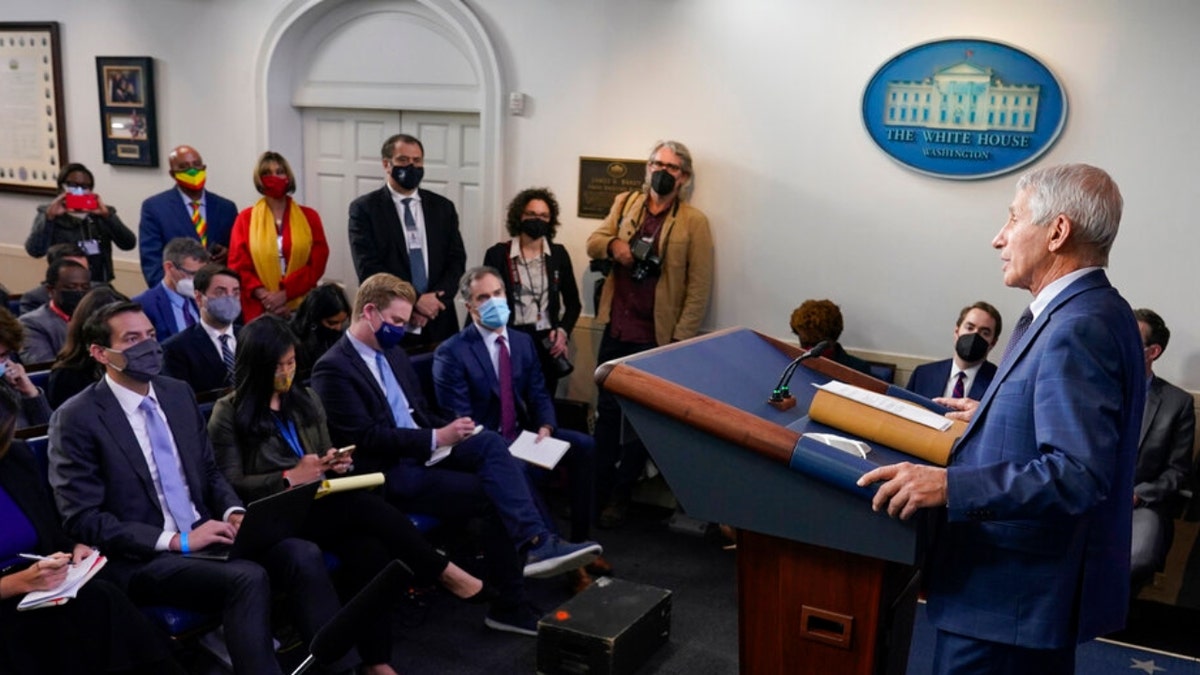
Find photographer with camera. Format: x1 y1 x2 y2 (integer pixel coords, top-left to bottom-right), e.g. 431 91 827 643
483 187 581 396
586 140 713 527
26 163 137 285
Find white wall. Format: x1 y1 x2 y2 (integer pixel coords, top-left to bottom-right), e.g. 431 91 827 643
2 0 1199 385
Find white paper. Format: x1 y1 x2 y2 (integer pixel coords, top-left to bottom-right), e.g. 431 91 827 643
18 549 107 611
425 424 483 466
507 430 571 470
814 381 953 431
803 433 871 458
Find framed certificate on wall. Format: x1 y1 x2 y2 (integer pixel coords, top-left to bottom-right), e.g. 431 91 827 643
0 22 67 195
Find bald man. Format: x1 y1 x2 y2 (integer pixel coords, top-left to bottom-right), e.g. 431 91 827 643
138 145 238 287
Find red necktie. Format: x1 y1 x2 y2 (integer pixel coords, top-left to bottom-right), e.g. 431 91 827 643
951 371 966 398
497 335 518 441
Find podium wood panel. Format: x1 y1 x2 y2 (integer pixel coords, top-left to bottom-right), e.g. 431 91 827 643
738 531 916 675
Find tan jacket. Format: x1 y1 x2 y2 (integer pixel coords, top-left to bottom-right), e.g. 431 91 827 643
586 191 714 345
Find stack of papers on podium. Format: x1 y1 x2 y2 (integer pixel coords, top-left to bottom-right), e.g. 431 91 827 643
18 549 107 611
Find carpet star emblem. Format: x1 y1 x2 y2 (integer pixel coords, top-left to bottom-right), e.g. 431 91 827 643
1130 658 1166 674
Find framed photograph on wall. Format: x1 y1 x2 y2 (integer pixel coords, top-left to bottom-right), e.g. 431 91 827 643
0 22 68 195
95 56 158 166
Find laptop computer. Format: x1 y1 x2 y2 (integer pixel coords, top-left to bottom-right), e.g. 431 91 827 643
184 480 320 561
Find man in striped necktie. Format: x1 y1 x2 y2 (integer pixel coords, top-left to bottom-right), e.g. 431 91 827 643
162 266 242 395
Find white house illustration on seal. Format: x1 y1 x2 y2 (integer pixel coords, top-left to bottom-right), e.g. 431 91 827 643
884 61 1040 131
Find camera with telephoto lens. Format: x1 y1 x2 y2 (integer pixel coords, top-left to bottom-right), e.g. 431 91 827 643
541 336 575 377
628 238 662 282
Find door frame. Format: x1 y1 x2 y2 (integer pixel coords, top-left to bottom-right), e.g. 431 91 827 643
254 0 504 242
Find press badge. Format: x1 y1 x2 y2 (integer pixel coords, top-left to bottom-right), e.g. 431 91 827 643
536 312 551 331
79 239 101 256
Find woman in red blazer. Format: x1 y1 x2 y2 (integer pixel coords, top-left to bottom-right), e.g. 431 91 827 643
228 152 329 322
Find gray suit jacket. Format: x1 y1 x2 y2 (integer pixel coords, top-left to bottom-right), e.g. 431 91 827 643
1136 375 1196 514
18 304 67 364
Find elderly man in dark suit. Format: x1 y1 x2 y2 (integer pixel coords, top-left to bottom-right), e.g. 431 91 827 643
1129 308 1196 591
862 164 1145 674
48 302 350 675
139 145 238 287
433 267 603 590
347 133 467 347
163 265 242 394
906 301 1003 401
312 273 600 635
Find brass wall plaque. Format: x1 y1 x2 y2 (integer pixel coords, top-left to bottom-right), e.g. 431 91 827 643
578 156 646 219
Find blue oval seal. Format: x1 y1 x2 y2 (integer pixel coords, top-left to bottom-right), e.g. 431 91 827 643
862 38 1067 180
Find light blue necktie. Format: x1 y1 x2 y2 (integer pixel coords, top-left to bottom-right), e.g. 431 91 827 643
375 352 417 429
402 198 428 293
138 397 196 532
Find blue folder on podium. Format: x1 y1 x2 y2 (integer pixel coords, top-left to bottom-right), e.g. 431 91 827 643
596 327 936 675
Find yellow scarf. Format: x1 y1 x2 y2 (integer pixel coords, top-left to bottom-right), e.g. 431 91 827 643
249 198 312 311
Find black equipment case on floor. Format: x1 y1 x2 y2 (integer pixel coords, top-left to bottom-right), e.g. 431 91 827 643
537 577 672 675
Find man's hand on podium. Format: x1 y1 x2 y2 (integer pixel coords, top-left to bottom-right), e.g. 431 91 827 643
934 396 979 422
857 462 947 520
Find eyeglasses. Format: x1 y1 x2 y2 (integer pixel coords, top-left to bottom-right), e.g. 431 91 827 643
648 160 682 173
391 156 424 167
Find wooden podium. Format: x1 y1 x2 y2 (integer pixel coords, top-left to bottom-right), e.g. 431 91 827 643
596 328 925 675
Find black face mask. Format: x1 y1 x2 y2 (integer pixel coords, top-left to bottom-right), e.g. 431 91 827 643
390 164 423 191
519 218 552 240
955 332 990 363
56 289 86 317
650 170 676 196
315 324 344 346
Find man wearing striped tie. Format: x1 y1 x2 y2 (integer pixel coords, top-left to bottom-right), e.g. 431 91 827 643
139 145 239 288
163 265 242 394
904 301 1003 402
348 134 467 348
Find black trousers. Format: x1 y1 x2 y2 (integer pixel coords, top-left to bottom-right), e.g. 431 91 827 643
594 327 656 509
301 489 449 665
126 538 348 675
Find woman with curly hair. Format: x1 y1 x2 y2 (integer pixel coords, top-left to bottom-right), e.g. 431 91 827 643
482 187 581 395
789 298 874 375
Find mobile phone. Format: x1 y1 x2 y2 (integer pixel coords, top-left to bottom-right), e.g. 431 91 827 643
333 445 356 457
64 192 99 211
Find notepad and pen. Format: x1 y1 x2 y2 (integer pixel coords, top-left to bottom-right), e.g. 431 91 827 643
424 424 571 470
17 548 107 611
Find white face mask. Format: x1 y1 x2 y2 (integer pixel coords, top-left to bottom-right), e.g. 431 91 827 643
175 277 194 298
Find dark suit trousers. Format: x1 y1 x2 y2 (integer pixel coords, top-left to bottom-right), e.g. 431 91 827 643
523 429 595 542
302 490 448 665
931 629 1075 675
126 538 349 675
594 328 656 507
383 431 545 606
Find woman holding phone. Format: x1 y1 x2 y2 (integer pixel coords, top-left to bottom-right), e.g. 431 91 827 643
209 315 491 675
26 163 137 284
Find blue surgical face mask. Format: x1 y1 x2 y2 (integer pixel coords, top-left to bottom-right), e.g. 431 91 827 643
371 311 406 349
477 297 511 330
0 360 8 379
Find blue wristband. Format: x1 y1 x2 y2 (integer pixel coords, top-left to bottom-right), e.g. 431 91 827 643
180 532 190 554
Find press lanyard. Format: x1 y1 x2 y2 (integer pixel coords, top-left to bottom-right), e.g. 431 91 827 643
273 415 304 458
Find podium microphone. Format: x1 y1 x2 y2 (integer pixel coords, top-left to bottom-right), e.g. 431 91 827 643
768 340 831 411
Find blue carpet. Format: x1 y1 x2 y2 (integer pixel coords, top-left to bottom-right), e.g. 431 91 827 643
907 602 1200 674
